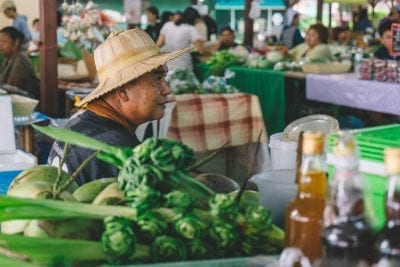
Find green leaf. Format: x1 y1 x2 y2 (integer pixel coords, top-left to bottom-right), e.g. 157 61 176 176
0 196 137 221
33 125 128 167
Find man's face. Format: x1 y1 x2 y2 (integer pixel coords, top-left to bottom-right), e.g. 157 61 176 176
146 11 157 24
122 65 171 125
381 30 392 51
220 30 234 46
3 8 13 19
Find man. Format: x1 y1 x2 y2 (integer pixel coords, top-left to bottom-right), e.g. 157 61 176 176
281 12 304 49
48 29 191 185
215 26 238 51
1 0 32 46
374 20 399 60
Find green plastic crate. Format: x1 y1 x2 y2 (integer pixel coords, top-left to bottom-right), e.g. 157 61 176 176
328 124 400 231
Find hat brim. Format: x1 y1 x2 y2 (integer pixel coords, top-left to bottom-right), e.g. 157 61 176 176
78 46 192 107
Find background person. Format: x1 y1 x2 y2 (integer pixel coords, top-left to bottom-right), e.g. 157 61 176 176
374 20 399 60
48 29 191 184
145 5 161 41
1 0 32 49
281 12 304 49
157 7 207 70
287 23 332 61
0 26 39 98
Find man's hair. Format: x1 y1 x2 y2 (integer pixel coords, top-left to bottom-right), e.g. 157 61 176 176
32 18 39 26
0 26 24 42
308 23 329 44
146 6 159 19
219 26 234 35
379 20 394 37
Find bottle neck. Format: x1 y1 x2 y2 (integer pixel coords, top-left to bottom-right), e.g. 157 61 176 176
386 174 400 223
297 153 327 199
329 161 365 219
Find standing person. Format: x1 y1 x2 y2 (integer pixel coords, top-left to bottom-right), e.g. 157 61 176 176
160 11 174 28
48 29 191 185
29 18 39 52
354 7 372 33
157 7 207 70
281 12 304 49
1 0 32 48
145 5 161 41
0 26 39 98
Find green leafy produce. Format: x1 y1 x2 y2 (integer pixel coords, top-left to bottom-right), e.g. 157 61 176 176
150 235 187 262
10 126 286 265
174 214 206 240
165 68 203 94
207 50 243 76
101 216 136 264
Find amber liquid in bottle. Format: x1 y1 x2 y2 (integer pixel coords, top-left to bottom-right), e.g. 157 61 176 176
285 132 327 264
375 148 400 267
322 132 374 267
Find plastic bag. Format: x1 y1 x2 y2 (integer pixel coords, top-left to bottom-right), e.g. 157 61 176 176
249 0 261 20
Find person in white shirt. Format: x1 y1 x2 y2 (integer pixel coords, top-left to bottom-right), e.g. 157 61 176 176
156 7 208 70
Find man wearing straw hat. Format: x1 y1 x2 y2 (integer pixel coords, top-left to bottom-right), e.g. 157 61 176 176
48 29 191 185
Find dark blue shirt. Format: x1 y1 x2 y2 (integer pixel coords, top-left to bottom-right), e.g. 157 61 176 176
48 110 141 185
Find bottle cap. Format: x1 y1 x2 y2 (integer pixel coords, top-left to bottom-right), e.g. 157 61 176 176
333 131 359 169
385 147 400 175
302 131 324 155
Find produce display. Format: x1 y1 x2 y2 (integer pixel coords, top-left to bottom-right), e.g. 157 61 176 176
166 68 238 95
0 125 284 266
206 50 244 76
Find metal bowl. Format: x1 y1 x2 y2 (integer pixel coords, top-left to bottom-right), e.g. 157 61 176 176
195 173 240 194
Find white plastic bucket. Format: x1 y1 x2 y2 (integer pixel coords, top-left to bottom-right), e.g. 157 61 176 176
269 132 297 170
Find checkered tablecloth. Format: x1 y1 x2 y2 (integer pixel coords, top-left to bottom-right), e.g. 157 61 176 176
167 93 267 152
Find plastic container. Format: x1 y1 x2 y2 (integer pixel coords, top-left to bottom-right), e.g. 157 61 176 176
327 124 400 231
250 170 296 228
268 132 297 170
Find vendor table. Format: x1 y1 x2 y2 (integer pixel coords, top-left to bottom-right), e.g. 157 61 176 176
306 73 400 116
227 67 285 135
167 93 267 152
14 112 49 154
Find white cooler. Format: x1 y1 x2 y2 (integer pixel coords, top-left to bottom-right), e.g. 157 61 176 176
0 96 37 194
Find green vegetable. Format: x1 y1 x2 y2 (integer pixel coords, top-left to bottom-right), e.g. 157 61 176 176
73 178 117 203
187 239 213 260
164 190 194 212
136 211 167 243
209 193 238 219
206 50 243 76
101 217 136 264
174 214 206 240
0 195 137 221
150 236 187 262
125 185 161 213
209 219 238 249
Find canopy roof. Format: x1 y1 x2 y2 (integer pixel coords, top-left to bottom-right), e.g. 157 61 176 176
216 0 285 9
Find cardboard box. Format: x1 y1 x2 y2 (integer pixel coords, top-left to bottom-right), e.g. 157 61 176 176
0 96 37 194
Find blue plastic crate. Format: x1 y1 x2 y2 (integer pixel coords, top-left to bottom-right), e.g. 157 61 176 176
0 170 21 194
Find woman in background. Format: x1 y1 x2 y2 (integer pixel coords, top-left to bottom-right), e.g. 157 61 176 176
157 7 207 70
0 26 39 98
288 23 332 61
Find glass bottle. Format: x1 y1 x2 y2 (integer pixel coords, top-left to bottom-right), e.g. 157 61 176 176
285 132 327 264
322 131 374 266
375 148 400 266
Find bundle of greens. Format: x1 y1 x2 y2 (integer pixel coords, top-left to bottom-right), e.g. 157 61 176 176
165 68 203 94
206 50 243 76
0 125 284 265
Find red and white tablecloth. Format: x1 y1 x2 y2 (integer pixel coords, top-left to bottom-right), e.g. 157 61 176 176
167 93 267 152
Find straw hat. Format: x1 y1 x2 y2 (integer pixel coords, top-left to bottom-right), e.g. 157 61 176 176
78 28 192 107
1 0 16 12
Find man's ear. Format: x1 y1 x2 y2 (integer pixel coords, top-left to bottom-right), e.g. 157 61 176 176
116 88 129 102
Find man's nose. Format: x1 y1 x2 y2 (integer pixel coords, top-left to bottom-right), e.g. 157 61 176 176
161 79 171 95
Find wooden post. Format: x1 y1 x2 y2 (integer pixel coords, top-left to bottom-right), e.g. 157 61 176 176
328 3 332 27
316 0 323 23
244 0 253 47
39 0 58 117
